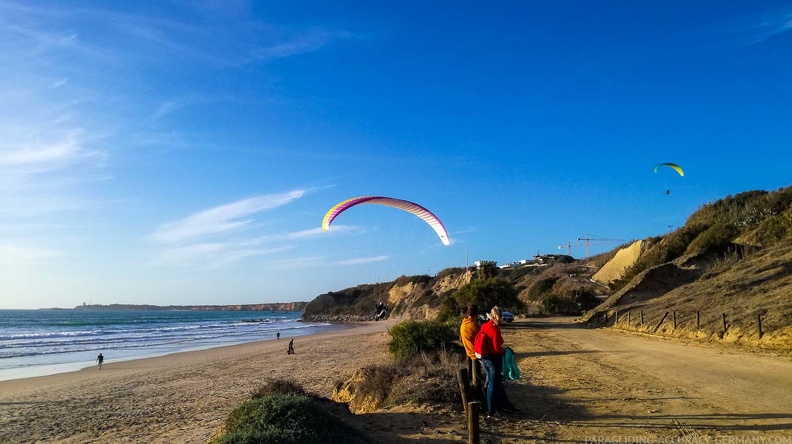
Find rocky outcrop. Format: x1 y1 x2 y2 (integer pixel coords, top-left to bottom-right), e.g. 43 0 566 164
592 240 644 285
581 261 701 322
302 270 474 323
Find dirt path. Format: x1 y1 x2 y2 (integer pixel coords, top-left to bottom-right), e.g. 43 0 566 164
489 317 792 442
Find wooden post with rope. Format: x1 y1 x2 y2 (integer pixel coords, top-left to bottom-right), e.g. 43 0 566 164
457 367 471 417
467 401 480 444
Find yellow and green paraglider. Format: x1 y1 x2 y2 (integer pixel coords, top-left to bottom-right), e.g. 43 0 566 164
653 162 684 194
322 196 450 246
653 162 684 177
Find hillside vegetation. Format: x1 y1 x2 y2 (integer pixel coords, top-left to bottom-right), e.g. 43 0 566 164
583 186 792 350
302 185 792 351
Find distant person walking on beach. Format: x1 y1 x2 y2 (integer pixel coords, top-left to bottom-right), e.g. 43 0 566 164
287 339 294 355
276 331 280 341
96 353 104 370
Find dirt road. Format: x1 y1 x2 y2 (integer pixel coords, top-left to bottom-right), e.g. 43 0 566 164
494 317 792 443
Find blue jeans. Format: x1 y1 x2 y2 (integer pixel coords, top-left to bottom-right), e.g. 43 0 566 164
481 355 506 414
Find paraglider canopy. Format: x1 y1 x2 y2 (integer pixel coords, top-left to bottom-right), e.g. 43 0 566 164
653 162 684 177
322 196 450 246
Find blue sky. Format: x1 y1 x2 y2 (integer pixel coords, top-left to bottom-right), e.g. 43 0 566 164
1 1 790 309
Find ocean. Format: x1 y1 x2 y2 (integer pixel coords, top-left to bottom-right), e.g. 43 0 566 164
0 309 342 382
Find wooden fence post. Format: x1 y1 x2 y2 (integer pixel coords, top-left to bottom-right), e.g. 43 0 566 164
457 368 471 417
722 313 728 336
653 311 669 333
673 311 677 330
696 311 700 331
758 314 764 339
627 310 631 326
467 401 480 444
615 310 619 325
640 311 644 326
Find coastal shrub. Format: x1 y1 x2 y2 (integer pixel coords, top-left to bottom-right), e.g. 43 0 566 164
506 264 544 282
573 287 599 312
338 349 463 410
435 292 463 323
387 349 463 406
749 208 792 246
686 222 740 254
541 287 598 315
393 274 431 287
387 320 458 362
527 277 558 301
436 267 467 279
414 288 436 307
214 394 369 444
250 379 306 398
454 278 524 314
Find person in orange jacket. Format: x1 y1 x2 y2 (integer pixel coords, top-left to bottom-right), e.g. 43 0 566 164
459 304 483 388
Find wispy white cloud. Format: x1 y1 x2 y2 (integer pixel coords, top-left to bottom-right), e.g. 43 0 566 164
216 244 389 271
264 253 390 270
158 241 292 269
0 130 106 172
267 255 330 270
0 244 64 266
250 30 352 62
338 256 390 266
149 190 308 244
151 100 183 120
287 224 360 239
732 13 792 46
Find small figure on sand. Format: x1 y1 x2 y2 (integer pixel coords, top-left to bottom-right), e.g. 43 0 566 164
287 339 294 355
96 353 104 370
375 301 387 321
276 331 281 341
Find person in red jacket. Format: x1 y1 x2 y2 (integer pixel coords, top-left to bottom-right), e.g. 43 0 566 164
479 306 507 417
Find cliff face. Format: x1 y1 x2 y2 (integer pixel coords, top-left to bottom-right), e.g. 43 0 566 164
301 270 473 322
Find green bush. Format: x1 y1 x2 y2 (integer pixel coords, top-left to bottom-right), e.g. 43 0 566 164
434 293 462 323
250 379 306 399
573 287 599 312
541 287 599 315
213 394 369 444
686 222 739 254
750 208 792 246
507 265 542 282
454 278 524 314
393 274 431 287
527 277 558 301
387 320 458 362
436 267 468 279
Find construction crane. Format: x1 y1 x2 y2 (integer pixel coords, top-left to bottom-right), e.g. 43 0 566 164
559 234 626 259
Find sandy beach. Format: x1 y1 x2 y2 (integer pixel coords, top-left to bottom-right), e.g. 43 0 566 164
3 317 790 443
0 320 396 444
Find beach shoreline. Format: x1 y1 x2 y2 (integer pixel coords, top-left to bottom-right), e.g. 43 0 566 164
0 320 395 443
0 321 348 383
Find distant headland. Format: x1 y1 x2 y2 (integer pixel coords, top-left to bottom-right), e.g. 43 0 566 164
72 302 309 312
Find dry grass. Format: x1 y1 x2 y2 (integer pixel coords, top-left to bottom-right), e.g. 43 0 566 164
592 240 792 352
